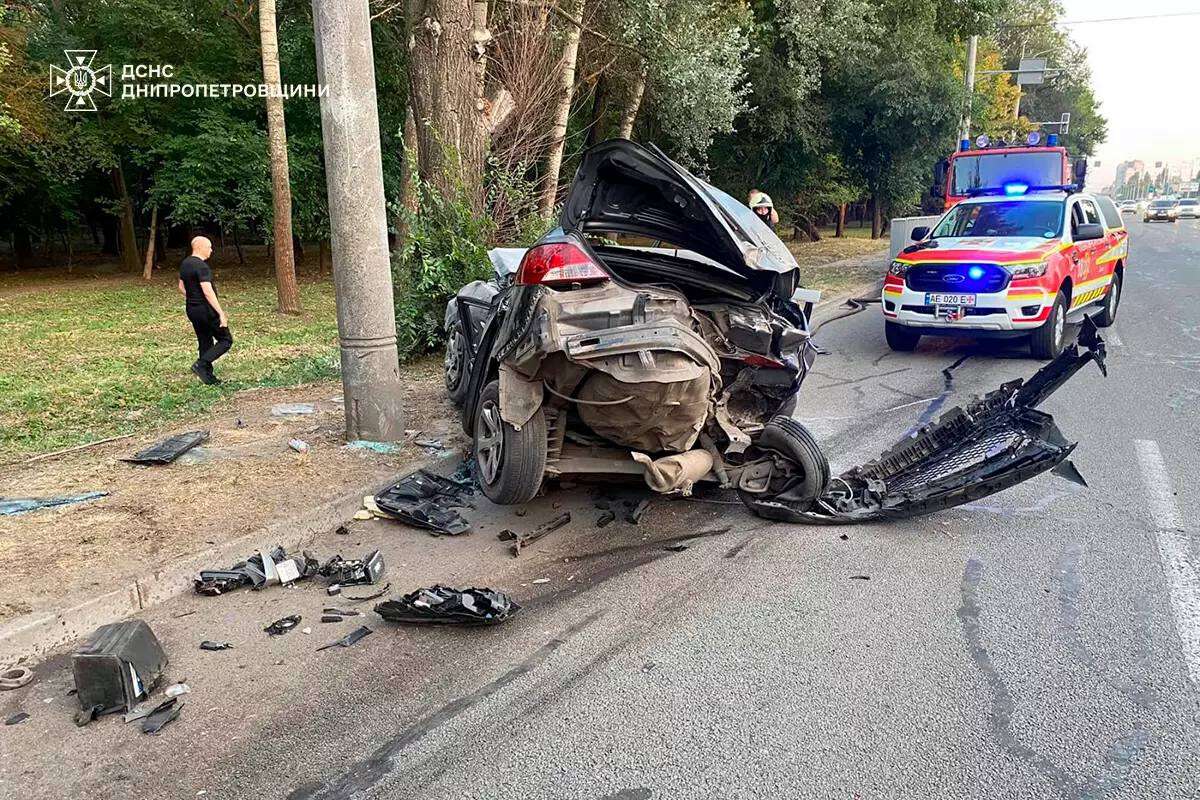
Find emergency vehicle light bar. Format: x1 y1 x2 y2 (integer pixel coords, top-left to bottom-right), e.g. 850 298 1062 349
964 183 1080 198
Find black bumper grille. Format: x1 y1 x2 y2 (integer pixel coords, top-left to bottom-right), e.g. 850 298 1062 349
906 263 1010 294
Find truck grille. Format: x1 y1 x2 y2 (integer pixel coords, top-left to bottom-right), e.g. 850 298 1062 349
906 263 1009 294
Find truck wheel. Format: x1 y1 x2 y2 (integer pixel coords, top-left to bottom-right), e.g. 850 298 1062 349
1096 272 1121 328
473 380 546 505
1030 290 1068 360
444 325 470 405
737 416 830 515
885 321 921 351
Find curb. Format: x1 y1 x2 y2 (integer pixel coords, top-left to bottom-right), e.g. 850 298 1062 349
0 450 463 670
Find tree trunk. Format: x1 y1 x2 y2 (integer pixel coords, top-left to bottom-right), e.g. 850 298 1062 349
835 203 846 238
318 239 328 275
793 212 821 242
585 74 605 149
259 0 302 314
617 62 646 139
232 224 245 265
405 0 492 209
538 0 585 218
13 229 33 268
142 205 158 280
395 105 419 249
111 165 140 272
871 194 882 239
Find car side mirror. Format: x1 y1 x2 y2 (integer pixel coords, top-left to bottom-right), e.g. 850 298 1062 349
1075 222 1104 241
910 226 929 241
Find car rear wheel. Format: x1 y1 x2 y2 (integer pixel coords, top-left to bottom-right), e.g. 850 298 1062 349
737 417 830 517
444 325 470 405
885 321 921 351
1096 272 1121 328
1030 289 1068 360
473 380 546 505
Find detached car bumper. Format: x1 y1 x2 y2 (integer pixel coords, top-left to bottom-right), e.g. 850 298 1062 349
882 281 1050 333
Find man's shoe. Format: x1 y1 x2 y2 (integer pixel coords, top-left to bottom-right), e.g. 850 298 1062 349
191 361 217 385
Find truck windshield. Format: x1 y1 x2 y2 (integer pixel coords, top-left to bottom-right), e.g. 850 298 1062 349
952 152 1064 194
932 200 1064 239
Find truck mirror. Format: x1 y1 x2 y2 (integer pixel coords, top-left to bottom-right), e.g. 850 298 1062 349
1073 159 1088 187
910 226 929 241
932 159 949 195
1074 222 1104 241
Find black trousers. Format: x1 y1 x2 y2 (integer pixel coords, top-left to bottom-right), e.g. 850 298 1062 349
186 305 233 369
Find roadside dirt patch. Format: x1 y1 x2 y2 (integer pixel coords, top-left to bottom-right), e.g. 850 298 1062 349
0 356 460 622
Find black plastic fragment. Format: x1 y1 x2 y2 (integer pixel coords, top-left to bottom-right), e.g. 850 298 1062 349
504 512 571 557
344 582 391 602
316 625 373 652
199 641 233 651
596 510 616 528
74 704 105 727
195 546 319 596
123 430 209 465
73 620 168 713
663 543 689 552
374 469 473 535
850 575 870 581
141 697 182 734
320 615 344 623
626 499 651 524
5 712 29 725
322 608 361 617
264 615 302 636
375 586 520 626
319 550 385 586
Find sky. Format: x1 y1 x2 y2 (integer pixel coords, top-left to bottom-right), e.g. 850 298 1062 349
1057 0 1200 189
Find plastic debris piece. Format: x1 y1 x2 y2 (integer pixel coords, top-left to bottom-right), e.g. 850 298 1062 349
327 584 342 596
531 578 550 585
141 697 182 734
317 625 374 652
320 551 385 586
506 512 571 557
335 524 350 536
850 575 871 581
301 627 312 635
164 683 190 698
322 608 361 617
374 469 474 536
320 615 344 623
289 439 310 453
375 586 520 626
345 439 402 454
264 615 302 636
627 499 651 524
271 403 316 416
75 704 104 727
0 492 109 517
5 712 29 725
199 640 234 652
663 543 689 552
194 546 318 596
596 510 616 528
0 666 34 690
344 582 390 602
122 431 209 465
73 620 167 712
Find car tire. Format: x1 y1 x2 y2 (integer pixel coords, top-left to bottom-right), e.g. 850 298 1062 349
737 416 830 516
885 321 921 351
1096 272 1121 328
444 325 470 405
473 380 546 505
1030 289 1068 360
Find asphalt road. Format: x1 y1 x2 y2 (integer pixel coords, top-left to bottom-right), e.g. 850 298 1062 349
4 215 1199 799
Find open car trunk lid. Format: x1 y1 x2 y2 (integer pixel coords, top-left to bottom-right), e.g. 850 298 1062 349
560 139 799 278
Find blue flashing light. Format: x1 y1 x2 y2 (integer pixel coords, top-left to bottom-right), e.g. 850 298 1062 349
1003 181 1029 196
1047 133 1059 146
967 265 985 280
960 138 971 151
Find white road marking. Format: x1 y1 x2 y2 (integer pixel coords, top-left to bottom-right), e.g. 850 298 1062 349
1134 439 1200 686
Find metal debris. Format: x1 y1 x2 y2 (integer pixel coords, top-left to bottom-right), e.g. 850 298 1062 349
141 697 182 734
316 626 374 652
319 550 385 586
322 608 361 617
264 615 302 636
375 586 520 626
498 512 571 557
195 546 319 595
199 641 233 652
0 492 108 517
5 712 29 725
344 582 391 602
374 469 474 536
122 431 209 465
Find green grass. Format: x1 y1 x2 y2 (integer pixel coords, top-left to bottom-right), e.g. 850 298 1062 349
0 268 340 460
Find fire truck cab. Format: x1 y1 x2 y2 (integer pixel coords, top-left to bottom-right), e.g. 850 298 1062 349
933 134 1078 210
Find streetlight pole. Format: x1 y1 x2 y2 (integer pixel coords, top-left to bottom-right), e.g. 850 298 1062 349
961 35 978 142
312 0 406 442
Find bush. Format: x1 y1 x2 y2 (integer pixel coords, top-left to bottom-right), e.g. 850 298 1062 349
393 175 494 359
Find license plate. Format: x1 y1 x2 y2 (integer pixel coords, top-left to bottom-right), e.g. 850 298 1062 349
926 293 976 306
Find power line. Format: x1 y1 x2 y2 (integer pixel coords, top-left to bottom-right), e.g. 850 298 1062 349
998 11 1200 29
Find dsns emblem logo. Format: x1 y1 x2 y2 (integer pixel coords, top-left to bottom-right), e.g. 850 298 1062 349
49 50 112 112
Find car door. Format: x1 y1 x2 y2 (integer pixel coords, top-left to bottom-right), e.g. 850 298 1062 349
1068 198 1104 304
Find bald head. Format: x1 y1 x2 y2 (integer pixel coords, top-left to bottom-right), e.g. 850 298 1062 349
190 236 213 260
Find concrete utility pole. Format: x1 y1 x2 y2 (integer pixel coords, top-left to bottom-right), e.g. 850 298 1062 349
960 34 978 142
312 0 405 442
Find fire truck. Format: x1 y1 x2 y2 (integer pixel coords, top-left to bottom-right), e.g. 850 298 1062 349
932 132 1083 210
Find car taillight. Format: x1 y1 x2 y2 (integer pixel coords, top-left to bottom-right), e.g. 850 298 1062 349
743 354 786 369
515 242 609 287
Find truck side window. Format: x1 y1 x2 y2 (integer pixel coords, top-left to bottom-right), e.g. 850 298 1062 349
1070 202 1086 234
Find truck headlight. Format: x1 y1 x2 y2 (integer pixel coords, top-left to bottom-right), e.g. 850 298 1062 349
888 260 909 277
1009 260 1049 279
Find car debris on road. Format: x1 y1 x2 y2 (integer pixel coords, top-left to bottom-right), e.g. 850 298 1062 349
0 666 34 690
199 641 234 651
140 696 183 734
374 468 474 535
497 511 571 556
264 615 303 636
316 626 374 652
0 491 108 517
73 620 168 714
319 550 386 587
194 546 319 595
375 586 520 625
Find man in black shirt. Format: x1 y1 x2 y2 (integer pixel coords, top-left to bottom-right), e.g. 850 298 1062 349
177 236 232 385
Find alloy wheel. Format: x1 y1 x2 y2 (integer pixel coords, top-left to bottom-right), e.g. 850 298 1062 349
477 401 504 484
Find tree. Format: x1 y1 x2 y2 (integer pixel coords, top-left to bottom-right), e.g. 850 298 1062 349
259 0 302 313
537 0 585 217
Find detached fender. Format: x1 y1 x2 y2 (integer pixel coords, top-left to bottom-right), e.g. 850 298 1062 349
499 364 544 429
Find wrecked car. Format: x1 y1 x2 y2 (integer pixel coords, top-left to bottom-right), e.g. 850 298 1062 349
444 139 1107 522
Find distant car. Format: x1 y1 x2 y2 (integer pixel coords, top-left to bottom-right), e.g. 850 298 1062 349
1144 199 1178 222
1119 200 1138 213
1174 198 1199 219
